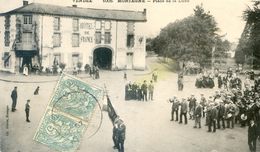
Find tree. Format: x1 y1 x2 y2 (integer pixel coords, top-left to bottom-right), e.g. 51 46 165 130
237 1 260 69
148 5 224 68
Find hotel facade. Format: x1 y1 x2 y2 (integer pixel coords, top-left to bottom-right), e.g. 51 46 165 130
0 1 147 73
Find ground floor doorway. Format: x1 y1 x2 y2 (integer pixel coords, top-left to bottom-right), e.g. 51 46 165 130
16 51 38 73
126 52 133 69
93 47 112 70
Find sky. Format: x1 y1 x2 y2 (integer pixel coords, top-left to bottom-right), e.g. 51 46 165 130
0 0 253 43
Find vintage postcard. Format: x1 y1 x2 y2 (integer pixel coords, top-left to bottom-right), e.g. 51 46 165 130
0 0 259 152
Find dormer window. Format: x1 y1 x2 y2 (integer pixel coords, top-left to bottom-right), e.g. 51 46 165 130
23 15 32 24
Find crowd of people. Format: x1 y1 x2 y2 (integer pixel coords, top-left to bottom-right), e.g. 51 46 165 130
88 65 100 79
195 73 215 88
170 68 260 152
125 80 154 101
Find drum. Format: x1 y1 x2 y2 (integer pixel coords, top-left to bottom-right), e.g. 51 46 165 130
227 113 232 118
240 114 247 121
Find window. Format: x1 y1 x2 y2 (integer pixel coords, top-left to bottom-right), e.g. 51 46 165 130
23 15 32 24
104 32 111 44
22 32 33 44
95 21 101 30
127 22 135 48
4 31 10 46
5 15 10 27
104 21 111 30
4 15 10 46
72 54 79 67
53 33 61 47
72 33 79 47
54 17 60 31
72 19 79 31
95 31 101 44
127 34 134 48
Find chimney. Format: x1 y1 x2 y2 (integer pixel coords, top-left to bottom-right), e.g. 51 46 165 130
23 1 29 6
72 5 77 7
143 9 146 15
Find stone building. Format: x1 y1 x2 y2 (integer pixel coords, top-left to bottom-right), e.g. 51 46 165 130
0 1 147 73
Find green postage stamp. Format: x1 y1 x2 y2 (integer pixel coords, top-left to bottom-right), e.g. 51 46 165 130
34 73 103 152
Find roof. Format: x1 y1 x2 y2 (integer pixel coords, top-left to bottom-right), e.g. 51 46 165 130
1 3 147 22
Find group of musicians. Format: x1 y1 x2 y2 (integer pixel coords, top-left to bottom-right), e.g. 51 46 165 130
171 68 260 132
125 80 154 101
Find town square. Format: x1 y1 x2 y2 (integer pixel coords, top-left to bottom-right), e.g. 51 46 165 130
1 0 260 152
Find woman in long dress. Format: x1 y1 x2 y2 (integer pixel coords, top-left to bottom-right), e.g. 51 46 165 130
23 64 29 76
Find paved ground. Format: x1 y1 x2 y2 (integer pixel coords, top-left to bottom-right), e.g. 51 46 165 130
0 57 254 152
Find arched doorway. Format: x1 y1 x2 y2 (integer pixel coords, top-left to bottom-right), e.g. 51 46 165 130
93 47 112 70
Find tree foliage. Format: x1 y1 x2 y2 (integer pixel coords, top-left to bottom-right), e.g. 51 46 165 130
235 1 260 69
148 5 230 68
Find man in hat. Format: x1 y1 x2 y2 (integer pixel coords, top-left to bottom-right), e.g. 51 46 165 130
113 118 126 152
148 80 154 101
179 98 188 124
112 117 121 149
205 96 213 126
248 119 257 152
193 100 202 128
208 103 218 133
226 100 236 128
141 80 148 101
169 97 179 121
200 94 207 118
217 100 226 129
178 72 184 91
25 99 30 122
188 94 196 120
11 86 18 112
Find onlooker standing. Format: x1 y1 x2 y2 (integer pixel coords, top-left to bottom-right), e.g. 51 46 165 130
194 101 202 128
208 103 217 133
152 71 158 82
141 80 148 101
25 99 31 122
11 86 18 112
113 118 126 152
179 98 188 124
217 100 226 129
248 119 257 152
226 100 236 129
169 97 179 121
188 94 196 120
178 72 184 91
148 80 154 101
117 122 126 152
200 94 207 118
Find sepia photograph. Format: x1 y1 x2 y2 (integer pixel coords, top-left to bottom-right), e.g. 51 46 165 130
0 0 260 151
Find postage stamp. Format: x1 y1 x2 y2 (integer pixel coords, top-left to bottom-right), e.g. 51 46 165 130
34 109 87 152
34 73 104 152
50 74 104 121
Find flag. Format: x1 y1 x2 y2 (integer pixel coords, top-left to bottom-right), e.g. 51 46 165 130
34 73 103 152
106 95 118 123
